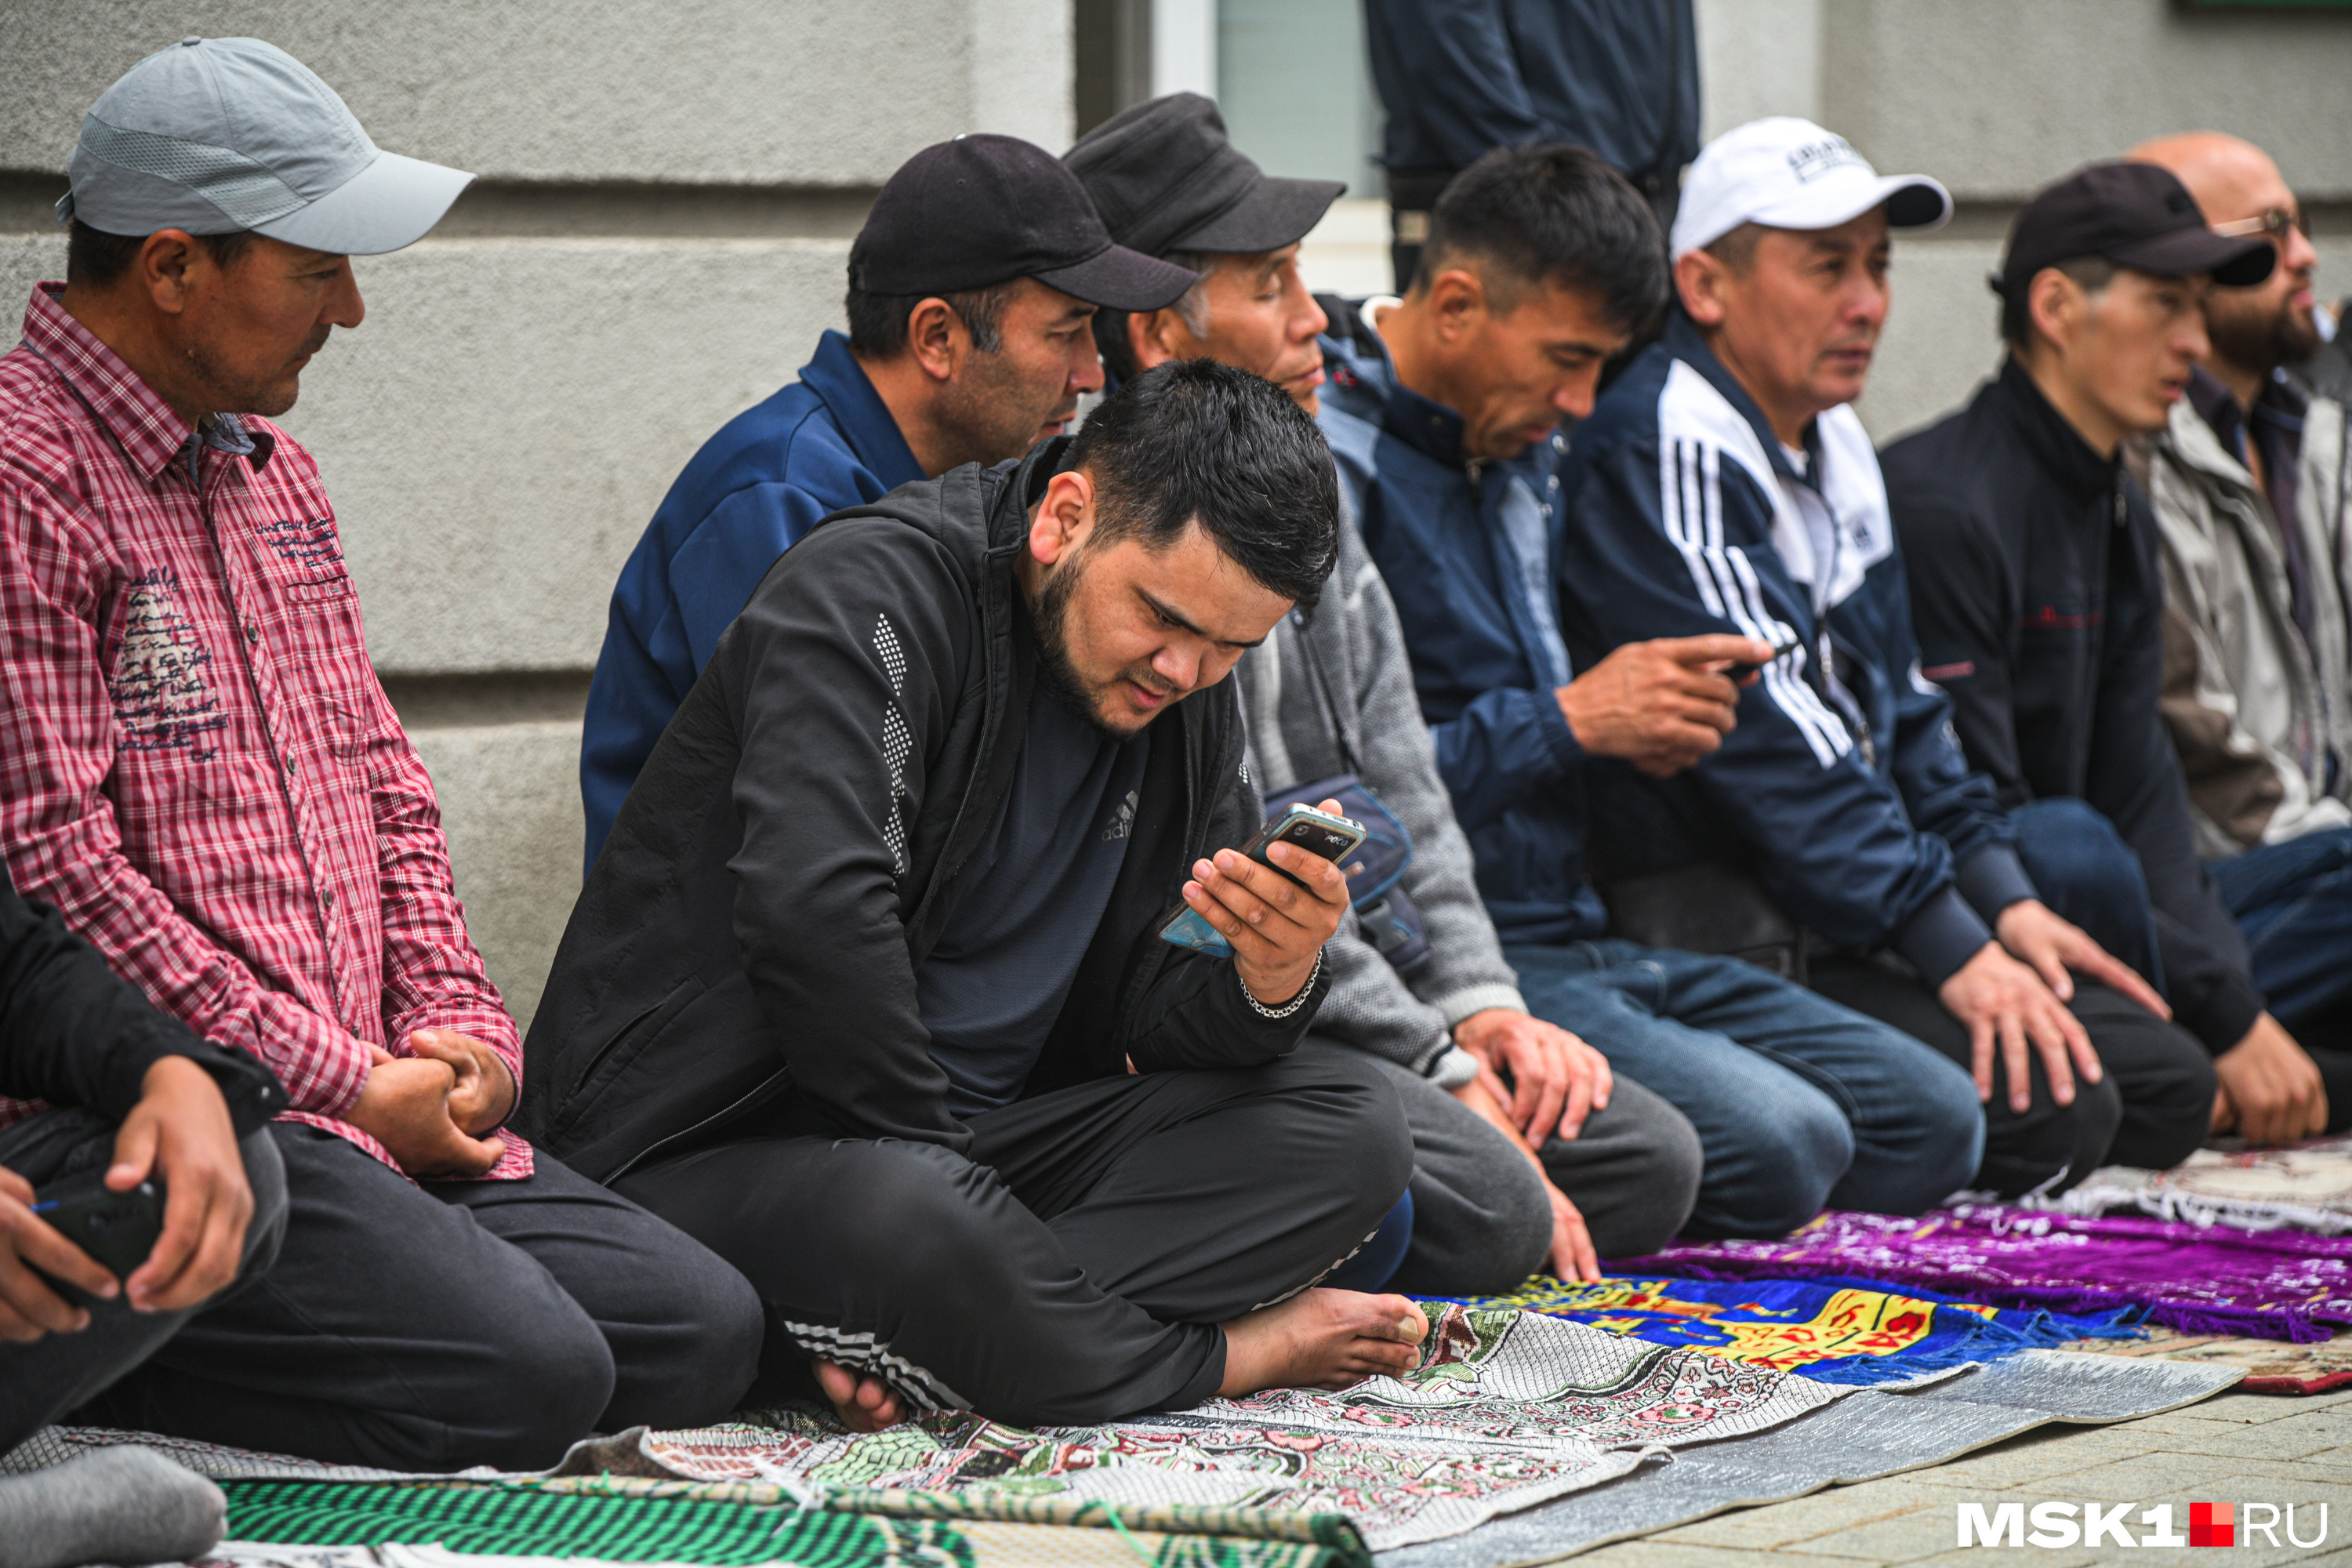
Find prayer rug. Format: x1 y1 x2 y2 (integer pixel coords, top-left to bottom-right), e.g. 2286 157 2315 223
2027 1133 2352 1234
1419 1274 2143 1385
2058 1323 2352 1394
1617 1204 2352 1341
637 1305 1858 1552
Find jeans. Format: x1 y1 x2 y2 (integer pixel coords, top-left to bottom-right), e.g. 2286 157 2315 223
2212 825 2352 1030
1504 941 1984 1237
2009 798 2167 993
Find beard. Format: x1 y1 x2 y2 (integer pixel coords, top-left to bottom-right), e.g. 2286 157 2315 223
933 348 1066 470
2206 291 2321 377
183 324 328 418
1029 551 1144 741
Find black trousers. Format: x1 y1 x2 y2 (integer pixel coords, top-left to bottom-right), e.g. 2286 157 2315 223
72 1123 763 1472
0 1112 288 1456
1808 957 2214 1198
617 1051 1414 1429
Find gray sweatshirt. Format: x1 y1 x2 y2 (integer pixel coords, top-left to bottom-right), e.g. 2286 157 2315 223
1232 512 1527 1083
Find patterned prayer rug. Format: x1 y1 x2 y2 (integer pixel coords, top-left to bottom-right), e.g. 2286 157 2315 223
637 1305 1858 1552
2027 1133 2352 1234
1617 1205 2352 1341
2058 1323 2352 1394
1421 1274 2144 1384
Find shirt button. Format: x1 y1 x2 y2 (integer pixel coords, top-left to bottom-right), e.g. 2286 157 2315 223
243 624 260 644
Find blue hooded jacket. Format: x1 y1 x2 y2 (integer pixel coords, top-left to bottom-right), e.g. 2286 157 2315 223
1553 314 2036 987
1316 299 1609 945
579 331 925 871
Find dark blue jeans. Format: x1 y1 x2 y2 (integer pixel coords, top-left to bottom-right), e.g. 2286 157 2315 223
2211 826 2352 1030
1504 941 1984 1238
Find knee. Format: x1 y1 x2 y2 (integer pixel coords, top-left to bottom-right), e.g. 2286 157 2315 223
1610 1108 1704 1254
1707 1098 1852 1238
2013 798 2143 909
622 1227 765 1425
1262 1051 1415 1211
459 1301 618 1470
234 1127 290 1282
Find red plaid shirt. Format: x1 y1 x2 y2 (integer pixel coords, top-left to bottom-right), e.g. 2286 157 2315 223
0 285 529 1178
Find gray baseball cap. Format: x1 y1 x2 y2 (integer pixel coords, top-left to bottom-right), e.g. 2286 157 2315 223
56 37 473 256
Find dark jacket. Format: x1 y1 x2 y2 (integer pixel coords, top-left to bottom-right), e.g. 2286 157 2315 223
521 441 1327 1183
0 856 284 1136
1316 298 1607 946
1366 0 1698 191
1555 314 2035 988
579 331 927 873
1882 359 2266 1052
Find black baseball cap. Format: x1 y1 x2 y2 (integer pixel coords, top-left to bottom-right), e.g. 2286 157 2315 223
848 133 1196 311
1997 161 2275 303
1065 93 1344 260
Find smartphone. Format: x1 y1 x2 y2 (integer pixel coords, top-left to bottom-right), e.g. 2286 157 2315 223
1158 804 1369 960
31 1171 165 1283
1728 637 1803 681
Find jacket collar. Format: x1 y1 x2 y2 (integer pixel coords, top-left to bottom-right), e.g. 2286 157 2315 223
799 328 927 489
20 283 274 480
1987 354 2117 503
1663 311 1811 485
1318 296 1475 471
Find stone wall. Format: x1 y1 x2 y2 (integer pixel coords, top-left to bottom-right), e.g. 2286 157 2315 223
0 1 1073 1029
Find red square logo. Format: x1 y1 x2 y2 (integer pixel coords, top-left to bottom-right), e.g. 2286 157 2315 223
2190 1502 2234 1548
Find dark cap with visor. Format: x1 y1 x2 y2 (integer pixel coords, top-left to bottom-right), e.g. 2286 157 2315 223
1065 93 1344 260
849 133 1196 311
1997 161 2276 302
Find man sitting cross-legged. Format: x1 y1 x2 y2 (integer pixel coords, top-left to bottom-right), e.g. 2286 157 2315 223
1556 120 2216 1199
1067 93 1703 1289
1320 139 1982 1238
521 361 1424 1431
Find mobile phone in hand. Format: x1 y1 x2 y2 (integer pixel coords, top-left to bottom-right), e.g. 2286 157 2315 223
1159 804 1368 960
1728 637 1803 681
31 1170 165 1285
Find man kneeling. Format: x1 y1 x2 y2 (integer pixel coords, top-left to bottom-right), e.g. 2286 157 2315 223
521 361 1421 1428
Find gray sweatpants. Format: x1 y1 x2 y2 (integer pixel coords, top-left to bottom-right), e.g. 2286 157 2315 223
1298 1043 1702 1296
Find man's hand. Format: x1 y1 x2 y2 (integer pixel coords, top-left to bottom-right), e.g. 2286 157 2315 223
406 1029 517 1136
111 1054 256 1312
1451 1009 1613 1142
1557 635 1773 777
0 1165 113 1342
1450 1076 1599 1281
347 1048 505 1178
1182 797 1352 1007
2212 1012 2328 1146
1993 899 2169 1019
1937 942 2104 1112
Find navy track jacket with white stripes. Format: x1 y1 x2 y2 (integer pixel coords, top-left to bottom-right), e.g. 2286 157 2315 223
1555 314 2037 988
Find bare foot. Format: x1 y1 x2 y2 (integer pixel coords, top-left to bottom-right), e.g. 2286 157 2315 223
813 1358 905 1431
1218 1287 1428 1397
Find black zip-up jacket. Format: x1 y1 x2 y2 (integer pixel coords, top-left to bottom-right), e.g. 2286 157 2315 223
1882 358 2265 1053
519 441 1330 1183
0 855 284 1138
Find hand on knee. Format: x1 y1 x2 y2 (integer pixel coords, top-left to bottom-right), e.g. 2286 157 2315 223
814 1359 904 1431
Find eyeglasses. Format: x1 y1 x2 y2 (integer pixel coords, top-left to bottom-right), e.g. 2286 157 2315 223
2212 207 2309 241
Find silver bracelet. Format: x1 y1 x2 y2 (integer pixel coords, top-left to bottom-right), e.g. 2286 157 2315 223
1242 949 1323 1020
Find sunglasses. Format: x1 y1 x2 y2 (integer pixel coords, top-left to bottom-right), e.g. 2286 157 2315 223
2212 207 2309 242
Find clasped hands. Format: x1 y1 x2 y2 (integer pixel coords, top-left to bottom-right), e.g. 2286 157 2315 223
347 1028 516 1178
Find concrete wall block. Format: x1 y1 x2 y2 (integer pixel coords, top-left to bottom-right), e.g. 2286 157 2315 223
969 0 1076 151
406 718 584 1036
0 0 985 187
1821 0 2352 200
0 234 856 676
1694 0 1824 140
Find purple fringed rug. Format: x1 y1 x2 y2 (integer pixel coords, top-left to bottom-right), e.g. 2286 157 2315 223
1616 1204 2352 1343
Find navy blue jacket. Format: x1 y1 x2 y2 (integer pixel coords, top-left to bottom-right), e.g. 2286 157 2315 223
1555 316 2035 987
1365 0 1699 187
579 332 925 871
1318 300 1608 945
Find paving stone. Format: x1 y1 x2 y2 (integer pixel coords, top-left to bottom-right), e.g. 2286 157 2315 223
1563 1541 1863 1568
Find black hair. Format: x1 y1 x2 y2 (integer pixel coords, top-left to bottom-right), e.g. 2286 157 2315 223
1068 358 1338 610
844 280 1014 358
2000 256 2118 351
66 220 258 288
1411 143 1669 336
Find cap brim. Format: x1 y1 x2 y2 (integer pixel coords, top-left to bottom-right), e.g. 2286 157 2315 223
2108 226 2278 289
1032 242 1202 311
252 149 474 256
1747 172 1953 237
1173 176 1347 256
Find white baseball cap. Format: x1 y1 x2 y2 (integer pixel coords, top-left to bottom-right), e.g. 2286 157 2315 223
56 37 473 256
1669 117 1951 260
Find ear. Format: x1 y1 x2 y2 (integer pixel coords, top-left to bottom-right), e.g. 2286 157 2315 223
139 230 202 317
2027 267 2079 358
1675 249 1730 328
1129 308 1185 372
1425 267 1486 344
905 296 964 383
1029 468 1097 567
